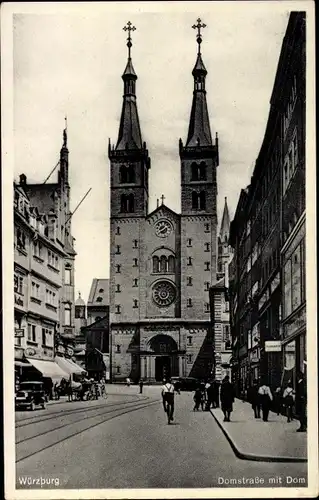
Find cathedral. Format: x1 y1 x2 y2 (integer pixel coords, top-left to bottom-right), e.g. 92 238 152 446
108 20 227 382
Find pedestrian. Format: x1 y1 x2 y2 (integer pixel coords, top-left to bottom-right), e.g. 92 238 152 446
273 386 282 415
205 381 212 410
54 381 60 400
282 380 295 423
248 379 261 418
126 377 131 387
258 378 273 422
139 379 144 394
161 377 175 422
213 380 220 408
193 386 204 411
296 371 307 432
220 375 235 421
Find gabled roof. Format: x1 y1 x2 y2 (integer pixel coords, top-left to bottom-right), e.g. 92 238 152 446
81 314 109 331
147 203 179 220
87 279 109 306
24 183 58 214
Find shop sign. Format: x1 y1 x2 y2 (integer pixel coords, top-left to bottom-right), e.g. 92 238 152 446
265 340 282 352
15 328 25 338
25 347 37 356
283 306 306 338
14 346 24 359
14 294 24 307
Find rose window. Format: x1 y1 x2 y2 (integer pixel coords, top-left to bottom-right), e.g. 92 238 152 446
152 281 176 307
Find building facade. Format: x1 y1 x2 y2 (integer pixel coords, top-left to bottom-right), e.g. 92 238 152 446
14 128 77 381
228 12 306 397
108 23 221 382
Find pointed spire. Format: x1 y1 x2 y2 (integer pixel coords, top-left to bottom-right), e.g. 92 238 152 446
116 21 142 150
185 18 212 147
220 197 230 242
62 115 68 150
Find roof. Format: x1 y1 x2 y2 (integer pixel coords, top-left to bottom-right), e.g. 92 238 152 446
192 53 207 75
186 76 212 147
24 183 58 214
81 314 109 331
87 279 109 306
75 292 86 307
147 203 179 221
122 57 137 78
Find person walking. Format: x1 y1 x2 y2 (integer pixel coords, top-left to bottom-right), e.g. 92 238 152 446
161 377 175 423
205 381 213 410
193 386 204 411
220 375 235 422
296 371 307 432
248 379 261 418
258 379 273 422
282 380 295 423
139 379 144 394
273 386 282 415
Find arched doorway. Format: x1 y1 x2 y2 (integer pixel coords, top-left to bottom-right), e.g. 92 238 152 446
148 335 178 382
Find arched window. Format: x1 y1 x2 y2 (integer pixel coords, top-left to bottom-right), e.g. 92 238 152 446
152 256 160 273
199 191 206 210
168 255 175 273
160 255 168 273
120 194 127 213
199 162 207 180
128 164 135 183
120 165 127 183
128 194 135 213
192 191 199 209
191 162 199 181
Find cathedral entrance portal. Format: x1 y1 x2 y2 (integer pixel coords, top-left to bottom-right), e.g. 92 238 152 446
148 334 179 381
155 356 171 382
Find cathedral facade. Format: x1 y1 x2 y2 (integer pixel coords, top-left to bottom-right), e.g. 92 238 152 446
108 21 222 382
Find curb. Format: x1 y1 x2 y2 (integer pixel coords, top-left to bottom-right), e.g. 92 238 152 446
210 409 307 463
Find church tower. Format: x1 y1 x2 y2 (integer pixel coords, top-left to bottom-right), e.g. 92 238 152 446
108 22 151 378
179 19 219 321
217 197 232 281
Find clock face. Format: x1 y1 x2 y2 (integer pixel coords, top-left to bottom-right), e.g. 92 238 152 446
155 219 173 238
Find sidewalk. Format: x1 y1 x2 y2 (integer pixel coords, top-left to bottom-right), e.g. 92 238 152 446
210 399 307 463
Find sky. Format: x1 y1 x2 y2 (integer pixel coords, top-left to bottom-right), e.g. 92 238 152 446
12 2 291 303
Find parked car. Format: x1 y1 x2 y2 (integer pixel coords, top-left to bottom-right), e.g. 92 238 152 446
15 381 46 411
171 377 200 391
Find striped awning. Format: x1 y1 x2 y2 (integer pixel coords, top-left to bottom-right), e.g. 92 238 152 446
25 358 68 383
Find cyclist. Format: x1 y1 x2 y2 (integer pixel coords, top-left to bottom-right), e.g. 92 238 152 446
161 377 175 424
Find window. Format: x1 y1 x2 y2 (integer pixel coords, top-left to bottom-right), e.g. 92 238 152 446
225 301 230 312
191 162 199 181
199 162 207 180
192 191 199 209
204 223 210 233
115 305 121 314
14 274 23 295
199 192 206 210
116 345 121 353
188 257 193 266
116 366 121 374
96 296 103 302
160 255 168 273
187 336 192 346
187 354 193 364
16 229 26 250
168 255 175 273
204 282 210 291
133 299 138 308
133 240 138 248
133 278 138 287
65 266 71 285
205 242 210 252
187 238 192 247
187 298 193 307
116 265 121 273
116 245 121 254
204 303 210 313
283 130 299 194
116 284 121 292
64 303 71 326
42 328 46 346
205 262 210 271
121 194 135 213
31 281 40 299
27 324 36 343
133 258 138 267
152 256 159 273
193 191 206 210
187 277 193 286
46 289 56 306
116 226 121 235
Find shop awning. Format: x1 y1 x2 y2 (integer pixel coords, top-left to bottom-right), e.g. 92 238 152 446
25 358 68 383
55 356 86 375
15 361 33 368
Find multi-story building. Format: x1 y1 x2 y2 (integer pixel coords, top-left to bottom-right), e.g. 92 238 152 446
86 279 109 326
108 21 220 382
210 198 233 381
279 12 306 388
14 128 78 381
228 12 306 396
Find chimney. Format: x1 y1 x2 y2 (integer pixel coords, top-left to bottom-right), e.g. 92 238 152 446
19 173 27 186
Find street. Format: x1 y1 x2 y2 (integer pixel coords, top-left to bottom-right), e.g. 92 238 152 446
15 386 307 489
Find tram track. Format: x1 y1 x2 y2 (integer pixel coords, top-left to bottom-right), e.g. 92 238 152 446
16 398 160 463
16 395 148 428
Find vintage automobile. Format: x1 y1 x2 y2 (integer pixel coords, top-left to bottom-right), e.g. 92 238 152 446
15 381 46 411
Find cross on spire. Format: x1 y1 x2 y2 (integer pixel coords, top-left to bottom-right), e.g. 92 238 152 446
161 194 165 205
192 18 206 52
123 21 136 58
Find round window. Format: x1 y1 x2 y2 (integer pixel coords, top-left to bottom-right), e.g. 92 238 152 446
152 281 176 307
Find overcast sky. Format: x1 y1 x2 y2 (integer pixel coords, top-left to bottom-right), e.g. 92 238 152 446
12 2 291 302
